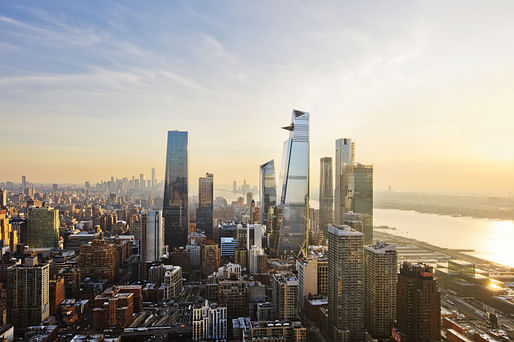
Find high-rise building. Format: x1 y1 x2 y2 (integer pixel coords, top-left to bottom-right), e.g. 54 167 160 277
201 241 220 277
7 257 50 329
272 273 299 321
249 245 264 274
27 207 60 248
139 173 145 190
21 176 26 190
151 167 156 188
0 210 16 250
164 265 182 300
163 131 189 248
192 300 227 341
364 241 397 339
353 164 373 245
259 160 277 227
218 277 249 321
0 189 6 208
142 210 164 262
277 109 309 255
328 224 364 341
397 262 441 342
319 157 333 238
78 240 119 282
334 138 354 225
197 173 214 240
296 255 328 309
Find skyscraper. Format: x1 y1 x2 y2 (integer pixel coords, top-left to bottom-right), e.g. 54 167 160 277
277 109 309 255
27 207 60 248
21 175 26 190
197 173 214 240
139 173 145 190
334 138 354 225
0 188 6 208
7 257 50 329
260 160 277 228
352 164 373 244
397 262 441 342
163 131 189 248
151 167 156 189
364 241 397 339
142 210 164 262
328 224 364 341
272 273 299 321
319 157 333 239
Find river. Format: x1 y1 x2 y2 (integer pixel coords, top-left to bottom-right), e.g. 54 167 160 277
374 208 514 268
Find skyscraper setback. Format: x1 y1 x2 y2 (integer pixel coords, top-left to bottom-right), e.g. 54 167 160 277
197 173 214 240
277 109 309 255
163 131 189 248
319 157 333 238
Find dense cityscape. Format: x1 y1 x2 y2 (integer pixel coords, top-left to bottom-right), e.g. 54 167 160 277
0 109 512 342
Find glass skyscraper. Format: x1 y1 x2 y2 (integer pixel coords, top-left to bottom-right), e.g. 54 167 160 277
334 138 355 224
277 109 309 255
163 131 189 248
197 173 214 240
259 160 277 227
353 163 373 245
319 157 333 239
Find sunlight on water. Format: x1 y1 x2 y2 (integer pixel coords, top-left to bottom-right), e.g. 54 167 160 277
374 209 514 268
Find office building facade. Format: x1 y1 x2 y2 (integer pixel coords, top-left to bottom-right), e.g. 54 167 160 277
197 173 214 240
142 210 164 262
27 207 60 248
163 131 189 248
272 273 299 321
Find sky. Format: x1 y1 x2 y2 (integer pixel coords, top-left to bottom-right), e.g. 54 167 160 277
1 1 513 195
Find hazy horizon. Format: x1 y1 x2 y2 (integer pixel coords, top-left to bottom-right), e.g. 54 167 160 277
1 1 513 195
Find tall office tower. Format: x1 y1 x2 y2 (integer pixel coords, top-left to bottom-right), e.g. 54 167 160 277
260 160 277 227
21 176 26 190
163 131 189 248
151 167 156 188
319 157 333 238
364 241 397 339
353 164 373 245
0 188 6 208
249 245 264 274
192 300 227 342
328 224 364 342
27 207 60 248
142 210 164 262
139 173 145 190
334 138 354 225
397 262 441 342
197 173 214 240
277 109 309 255
7 257 50 328
272 273 299 321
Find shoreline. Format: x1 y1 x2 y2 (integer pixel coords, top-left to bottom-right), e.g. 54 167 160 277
374 229 513 271
374 205 514 222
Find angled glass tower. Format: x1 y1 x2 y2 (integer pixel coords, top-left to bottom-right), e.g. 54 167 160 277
163 131 189 248
260 160 277 227
277 109 309 255
334 138 355 224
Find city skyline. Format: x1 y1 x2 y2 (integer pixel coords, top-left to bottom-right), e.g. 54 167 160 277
1 2 513 195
